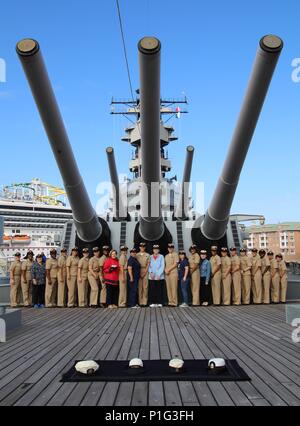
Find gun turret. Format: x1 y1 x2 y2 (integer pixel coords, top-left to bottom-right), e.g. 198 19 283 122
138 37 164 241
198 35 283 242
175 145 195 220
106 147 127 220
16 39 104 244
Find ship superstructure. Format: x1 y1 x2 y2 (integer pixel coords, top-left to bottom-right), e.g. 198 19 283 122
106 96 195 221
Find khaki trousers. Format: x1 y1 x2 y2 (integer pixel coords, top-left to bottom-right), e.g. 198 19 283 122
211 271 221 305
190 270 200 305
10 275 21 307
262 273 271 304
271 274 280 303
78 277 89 307
222 274 231 305
88 273 99 306
165 272 178 306
21 275 32 306
118 279 127 307
45 278 58 307
100 280 107 304
252 272 262 304
67 276 77 307
138 271 148 306
280 275 288 303
57 277 67 307
232 272 241 305
241 274 251 304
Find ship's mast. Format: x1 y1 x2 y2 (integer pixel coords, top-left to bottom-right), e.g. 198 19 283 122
110 95 188 179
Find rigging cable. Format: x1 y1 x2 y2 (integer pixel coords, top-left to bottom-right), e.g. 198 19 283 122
115 0 136 105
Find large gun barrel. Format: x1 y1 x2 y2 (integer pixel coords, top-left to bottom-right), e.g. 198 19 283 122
175 145 195 220
106 147 126 220
201 35 283 241
16 39 102 243
138 37 164 241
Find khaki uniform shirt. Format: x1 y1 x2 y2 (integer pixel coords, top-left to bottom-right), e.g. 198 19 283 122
261 255 271 276
165 252 179 276
119 253 128 281
22 259 33 280
251 255 261 276
58 255 67 281
210 254 221 276
89 256 100 277
230 255 240 276
137 252 150 269
10 260 22 277
46 257 58 279
278 260 287 276
99 255 107 280
78 257 89 279
240 255 252 276
221 256 231 276
66 256 79 277
188 253 200 275
270 258 279 275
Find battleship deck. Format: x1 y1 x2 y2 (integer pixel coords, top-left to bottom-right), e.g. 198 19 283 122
0 304 299 406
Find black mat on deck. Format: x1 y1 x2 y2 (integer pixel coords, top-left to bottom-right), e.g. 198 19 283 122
61 359 251 382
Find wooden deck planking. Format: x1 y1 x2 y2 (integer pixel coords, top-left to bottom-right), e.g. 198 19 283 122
131 381 148 406
148 381 165 406
80 382 106 406
204 307 300 390
185 307 299 405
44 308 133 406
211 307 300 372
0 308 75 362
12 309 126 406
0 304 299 406
0 309 103 404
0 309 97 374
167 307 232 405
176 307 289 406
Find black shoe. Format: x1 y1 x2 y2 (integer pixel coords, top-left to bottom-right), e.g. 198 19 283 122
90 305 98 309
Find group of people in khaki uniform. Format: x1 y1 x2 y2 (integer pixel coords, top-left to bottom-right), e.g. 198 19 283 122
43 246 112 308
9 242 288 308
9 246 112 308
209 246 288 306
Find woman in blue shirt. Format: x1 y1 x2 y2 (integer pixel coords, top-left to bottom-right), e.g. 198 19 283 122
200 250 212 306
178 250 190 307
148 245 165 307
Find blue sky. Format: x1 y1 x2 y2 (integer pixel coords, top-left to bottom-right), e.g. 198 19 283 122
0 0 299 223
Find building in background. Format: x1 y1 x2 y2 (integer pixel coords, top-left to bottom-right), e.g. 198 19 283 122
244 222 300 262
